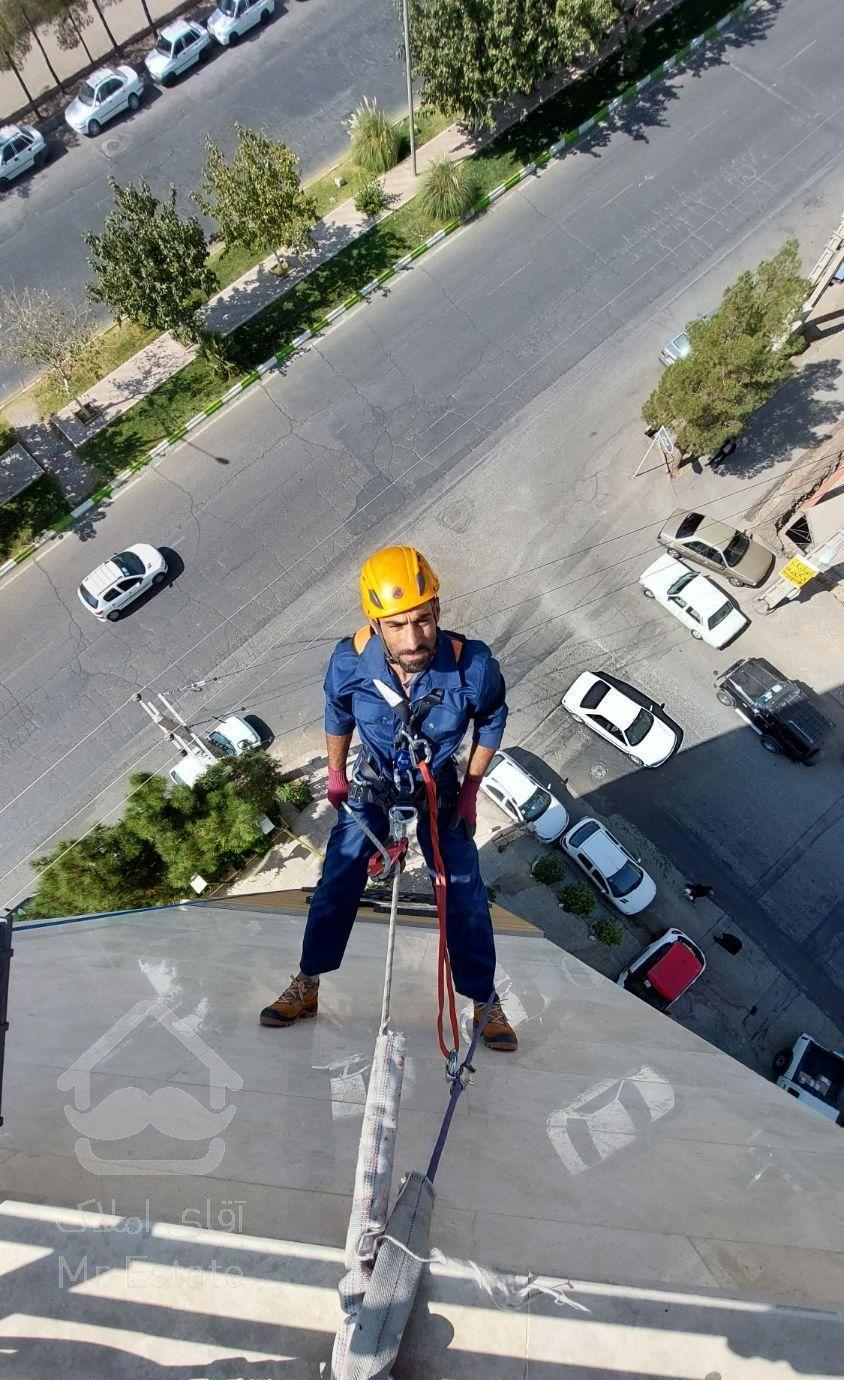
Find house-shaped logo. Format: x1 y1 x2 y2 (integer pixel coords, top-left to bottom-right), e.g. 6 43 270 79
57 998 243 1176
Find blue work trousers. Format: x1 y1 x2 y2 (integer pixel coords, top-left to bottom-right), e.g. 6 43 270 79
300 801 496 1002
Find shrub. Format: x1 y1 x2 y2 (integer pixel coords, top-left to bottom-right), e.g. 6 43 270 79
354 179 389 218
593 917 624 947
197 329 236 381
278 779 312 811
349 98 400 175
559 881 595 916
531 854 566 886
418 156 479 222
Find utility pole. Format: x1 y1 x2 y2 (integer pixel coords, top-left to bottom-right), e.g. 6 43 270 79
402 0 416 177
135 693 219 763
781 209 844 344
755 527 844 614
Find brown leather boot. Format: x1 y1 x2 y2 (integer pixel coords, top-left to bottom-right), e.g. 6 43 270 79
473 996 518 1052
260 973 319 1027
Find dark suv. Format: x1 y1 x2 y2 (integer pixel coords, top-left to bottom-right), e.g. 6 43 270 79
715 657 833 763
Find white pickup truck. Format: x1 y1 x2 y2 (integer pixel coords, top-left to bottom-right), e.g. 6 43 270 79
774 1034 843 1126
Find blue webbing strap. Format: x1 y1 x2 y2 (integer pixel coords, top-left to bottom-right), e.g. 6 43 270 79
425 995 493 1185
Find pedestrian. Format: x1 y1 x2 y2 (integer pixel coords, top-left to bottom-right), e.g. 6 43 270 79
259 545 518 1052
683 882 714 905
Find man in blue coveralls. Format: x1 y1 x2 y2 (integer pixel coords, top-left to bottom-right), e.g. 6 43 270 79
260 545 518 1051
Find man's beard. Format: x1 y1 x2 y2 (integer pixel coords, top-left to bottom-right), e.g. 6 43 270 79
393 647 434 673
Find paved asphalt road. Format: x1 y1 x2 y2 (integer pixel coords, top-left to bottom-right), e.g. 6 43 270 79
2 1 843 1034
0 0 406 402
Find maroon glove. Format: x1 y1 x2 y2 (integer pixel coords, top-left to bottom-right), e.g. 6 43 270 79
453 775 482 838
327 767 349 811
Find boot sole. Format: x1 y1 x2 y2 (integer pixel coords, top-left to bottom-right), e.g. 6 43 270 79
259 1007 317 1027
474 1019 518 1051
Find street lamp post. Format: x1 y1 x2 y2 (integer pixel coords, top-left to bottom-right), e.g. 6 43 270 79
401 0 416 177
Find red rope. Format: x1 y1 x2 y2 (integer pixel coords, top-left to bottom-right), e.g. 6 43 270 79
419 760 460 1061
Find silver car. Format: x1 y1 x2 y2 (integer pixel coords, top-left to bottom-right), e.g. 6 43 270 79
658 510 775 588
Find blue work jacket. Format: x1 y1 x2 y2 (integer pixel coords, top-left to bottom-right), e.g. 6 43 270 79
323 629 508 779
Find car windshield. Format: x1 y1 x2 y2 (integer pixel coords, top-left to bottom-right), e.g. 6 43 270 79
667 572 695 597
675 512 703 540
209 730 236 756
79 583 98 608
608 859 643 898
625 708 653 746
567 820 600 849
723 531 750 566
114 550 145 577
520 786 552 822
581 681 608 710
219 0 238 13
709 602 734 629
77 82 96 105
155 36 172 53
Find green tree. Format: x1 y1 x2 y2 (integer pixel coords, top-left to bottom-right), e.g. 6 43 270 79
409 0 563 134
28 824 164 918
642 241 810 457
86 179 215 344
194 126 317 274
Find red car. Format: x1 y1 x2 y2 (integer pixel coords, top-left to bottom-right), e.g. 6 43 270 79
617 929 705 1012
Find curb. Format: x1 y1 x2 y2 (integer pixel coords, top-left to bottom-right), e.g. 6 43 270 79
1 1 749 582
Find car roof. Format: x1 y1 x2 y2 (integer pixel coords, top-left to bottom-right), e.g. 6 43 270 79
216 715 253 739
684 572 729 615
87 67 118 84
170 753 208 787
0 125 21 141
81 559 123 595
599 686 642 731
647 941 704 1000
573 821 627 873
160 18 195 38
489 754 535 804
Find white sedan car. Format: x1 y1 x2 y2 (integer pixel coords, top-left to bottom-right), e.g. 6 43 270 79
145 20 211 84
561 817 656 914
562 671 679 767
640 553 749 649
77 543 167 620
169 715 261 788
208 0 274 46
481 749 569 842
64 66 143 137
0 123 47 186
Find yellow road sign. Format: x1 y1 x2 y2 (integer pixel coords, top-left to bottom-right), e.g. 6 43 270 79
780 555 818 587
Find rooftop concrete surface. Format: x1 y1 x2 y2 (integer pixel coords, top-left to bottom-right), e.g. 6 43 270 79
0 895 841 1376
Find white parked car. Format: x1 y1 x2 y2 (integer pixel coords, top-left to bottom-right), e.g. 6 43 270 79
77 544 167 620
561 817 656 914
481 749 569 842
562 671 679 767
208 0 274 47
640 553 749 649
169 715 262 788
64 66 144 137
0 123 47 186
145 20 211 84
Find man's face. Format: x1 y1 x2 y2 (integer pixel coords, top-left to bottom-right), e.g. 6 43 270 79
375 600 439 674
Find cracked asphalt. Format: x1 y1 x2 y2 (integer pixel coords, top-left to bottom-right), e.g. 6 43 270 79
0 0 407 401
1 0 843 1050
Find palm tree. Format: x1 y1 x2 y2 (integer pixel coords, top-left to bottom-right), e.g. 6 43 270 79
19 3 66 91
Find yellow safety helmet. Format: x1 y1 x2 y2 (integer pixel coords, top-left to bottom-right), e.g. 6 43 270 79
360 545 440 619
